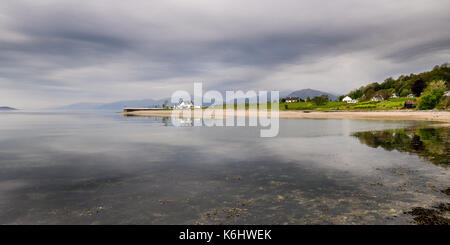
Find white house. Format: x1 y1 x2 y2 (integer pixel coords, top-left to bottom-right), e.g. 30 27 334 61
342 96 358 104
444 91 450 97
284 97 300 103
342 96 352 103
390 93 399 98
407 94 415 98
371 95 384 101
175 100 196 109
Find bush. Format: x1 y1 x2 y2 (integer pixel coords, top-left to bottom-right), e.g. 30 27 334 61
400 89 412 97
418 90 444 110
436 96 449 110
354 104 376 109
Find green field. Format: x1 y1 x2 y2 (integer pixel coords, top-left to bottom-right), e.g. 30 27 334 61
206 97 420 111
279 97 418 111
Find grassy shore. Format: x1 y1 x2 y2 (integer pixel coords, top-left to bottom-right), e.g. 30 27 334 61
201 97 426 111
121 97 450 122
279 98 418 111
122 109 450 122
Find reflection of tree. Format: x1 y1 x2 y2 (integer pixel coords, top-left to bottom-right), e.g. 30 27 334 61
352 127 449 167
161 117 169 126
410 135 424 151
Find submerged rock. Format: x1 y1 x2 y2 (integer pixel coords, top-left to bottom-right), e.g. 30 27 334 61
405 203 450 225
441 188 450 196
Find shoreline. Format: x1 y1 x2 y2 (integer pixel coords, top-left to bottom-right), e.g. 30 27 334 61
121 109 450 123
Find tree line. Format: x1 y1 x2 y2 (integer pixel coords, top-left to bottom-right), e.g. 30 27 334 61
340 63 450 109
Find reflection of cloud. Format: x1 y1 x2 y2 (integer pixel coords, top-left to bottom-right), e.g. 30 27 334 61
258 135 419 174
0 180 27 196
1 114 448 224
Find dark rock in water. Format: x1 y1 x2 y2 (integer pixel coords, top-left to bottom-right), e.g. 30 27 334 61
435 203 450 212
441 188 450 196
405 203 450 225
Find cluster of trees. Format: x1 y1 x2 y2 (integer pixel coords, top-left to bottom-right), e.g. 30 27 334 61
280 95 329 105
161 100 170 109
341 63 450 109
418 80 448 109
309 95 329 105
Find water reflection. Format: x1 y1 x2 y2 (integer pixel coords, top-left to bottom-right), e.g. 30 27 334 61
353 127 449 167
0 112 448 224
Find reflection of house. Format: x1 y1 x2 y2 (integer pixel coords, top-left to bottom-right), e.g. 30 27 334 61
285 97 300 103
371 95 384 101
390 93 399 98
404 101 418 108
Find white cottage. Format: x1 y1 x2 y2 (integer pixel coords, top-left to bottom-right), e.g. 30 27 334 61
175 100 201 109
342 96 352 103
175 100 194 109
371 95 384 102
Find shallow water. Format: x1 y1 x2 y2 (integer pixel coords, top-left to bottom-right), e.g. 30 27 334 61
0 111 448 224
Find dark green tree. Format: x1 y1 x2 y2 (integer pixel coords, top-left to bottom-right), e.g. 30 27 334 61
418 90 443 110
311 95 329 105
411 78 427 97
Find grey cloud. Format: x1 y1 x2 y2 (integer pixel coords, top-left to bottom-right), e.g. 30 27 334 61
0 0 449 108
383 39 450 63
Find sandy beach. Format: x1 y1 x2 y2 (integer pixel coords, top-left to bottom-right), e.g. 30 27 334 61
122 109 450 123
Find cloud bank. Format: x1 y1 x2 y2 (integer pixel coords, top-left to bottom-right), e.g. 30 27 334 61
0 0 449 108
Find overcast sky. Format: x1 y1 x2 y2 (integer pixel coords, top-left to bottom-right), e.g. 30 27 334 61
1 0 449 108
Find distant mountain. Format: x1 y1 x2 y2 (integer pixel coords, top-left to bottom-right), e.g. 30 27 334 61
288 89 338 101
55 89 336 111
0 106 17 111
97 98 172 110
56 98 173 111
54 102 104 111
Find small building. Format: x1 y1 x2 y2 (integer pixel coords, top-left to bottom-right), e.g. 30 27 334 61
371 95 384 102
444 91 450 97
285 97 300 103
407 94 415 98
342 96 358 104
404 101 418 108
175 100 196 109
390 93 399 99
342 96 352 103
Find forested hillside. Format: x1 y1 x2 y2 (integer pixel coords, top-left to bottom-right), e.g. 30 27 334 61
341 63 449 109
